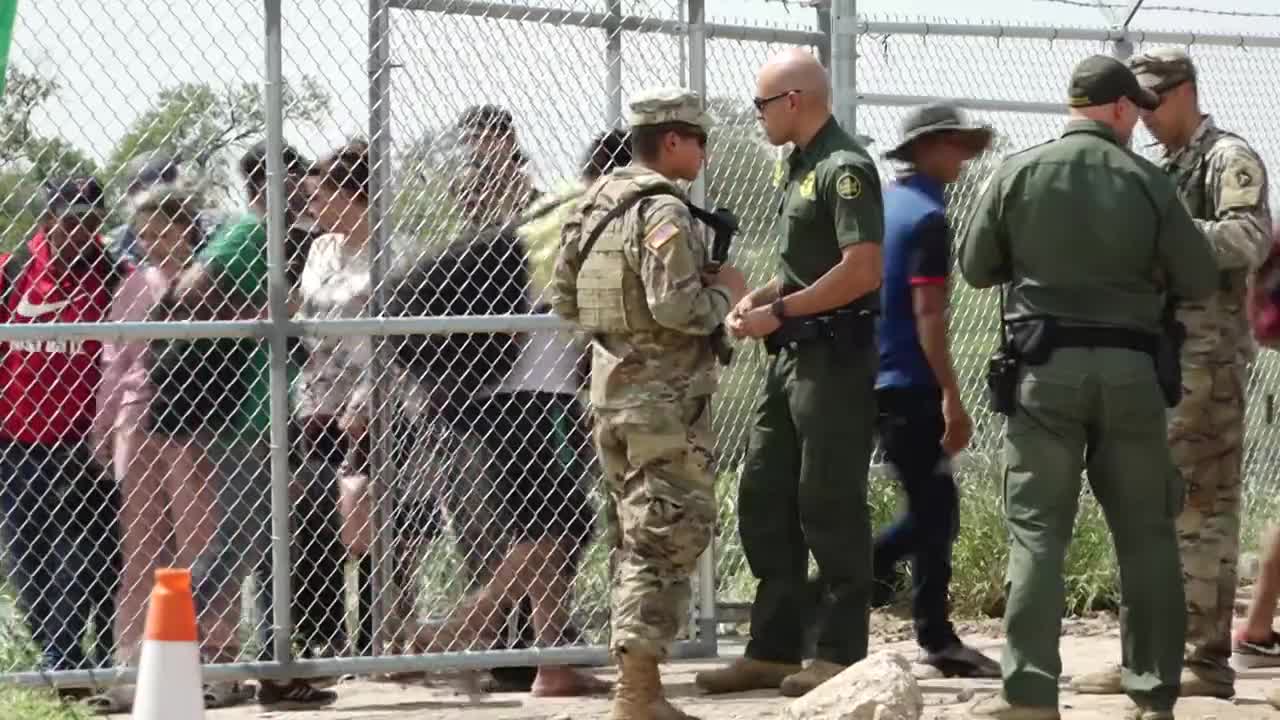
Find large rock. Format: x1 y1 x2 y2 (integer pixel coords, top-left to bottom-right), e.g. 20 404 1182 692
785 652 923 720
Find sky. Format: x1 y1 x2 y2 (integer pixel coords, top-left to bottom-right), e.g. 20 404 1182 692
9 0 1280 197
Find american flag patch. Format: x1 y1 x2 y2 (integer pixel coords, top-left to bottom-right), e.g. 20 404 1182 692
645 222 680 250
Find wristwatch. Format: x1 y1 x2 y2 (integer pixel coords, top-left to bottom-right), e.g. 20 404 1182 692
770 298 787 321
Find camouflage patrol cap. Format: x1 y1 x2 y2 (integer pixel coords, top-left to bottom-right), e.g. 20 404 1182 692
1129 47 1198 94
625 87 716 131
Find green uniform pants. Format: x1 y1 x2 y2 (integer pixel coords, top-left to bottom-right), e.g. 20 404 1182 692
1001 348 1185 711
739 340 876 666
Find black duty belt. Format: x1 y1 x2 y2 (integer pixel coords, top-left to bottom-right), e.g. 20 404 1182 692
1054 325 1159 357
764 307 876 355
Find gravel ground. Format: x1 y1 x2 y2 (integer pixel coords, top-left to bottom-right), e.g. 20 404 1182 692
104 612 1280 719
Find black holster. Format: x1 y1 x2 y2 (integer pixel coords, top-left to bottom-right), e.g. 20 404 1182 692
764 307 875 357
989 315 1177 416
1156 306 1186 408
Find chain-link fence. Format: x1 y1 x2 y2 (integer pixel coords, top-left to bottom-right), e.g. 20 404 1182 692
0 0 1277 700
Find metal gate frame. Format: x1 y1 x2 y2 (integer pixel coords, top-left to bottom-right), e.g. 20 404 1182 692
4 0 1280 692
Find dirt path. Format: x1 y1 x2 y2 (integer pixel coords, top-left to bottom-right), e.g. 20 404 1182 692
110 615 1280 719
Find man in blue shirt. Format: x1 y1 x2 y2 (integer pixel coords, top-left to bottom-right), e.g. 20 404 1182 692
873 102 1000 678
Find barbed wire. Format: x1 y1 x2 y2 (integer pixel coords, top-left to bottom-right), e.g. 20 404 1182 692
760 0 828 10
1033 0 1280 20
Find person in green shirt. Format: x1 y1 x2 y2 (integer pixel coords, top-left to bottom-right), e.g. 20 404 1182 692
169 142 337 708
958 55 1218 720
696 48 884 698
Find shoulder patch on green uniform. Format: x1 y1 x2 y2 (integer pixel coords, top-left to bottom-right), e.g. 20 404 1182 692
645 222 681 251
1220 152 1265 210
836 172 862 200
799 171 816 199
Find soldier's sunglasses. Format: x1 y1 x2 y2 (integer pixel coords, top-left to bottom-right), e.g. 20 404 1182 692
753 89 800 111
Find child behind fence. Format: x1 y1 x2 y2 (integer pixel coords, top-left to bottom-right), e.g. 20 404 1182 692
87 185 252 713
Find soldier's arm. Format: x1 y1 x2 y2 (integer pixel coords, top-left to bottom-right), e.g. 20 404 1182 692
1157 183 1219 302
778 160 882 316
1198 143 1271 271
635 198 732 335
958 171 1010 289
550 204 584 321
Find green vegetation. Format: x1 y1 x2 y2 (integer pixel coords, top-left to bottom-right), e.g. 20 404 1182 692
0 65 334 254
0 688 89 720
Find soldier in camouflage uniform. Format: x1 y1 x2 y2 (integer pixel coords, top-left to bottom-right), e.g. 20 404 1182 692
551 87 747 720
1072 47 1272 700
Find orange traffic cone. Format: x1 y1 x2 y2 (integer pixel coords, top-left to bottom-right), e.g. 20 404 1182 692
131 568 205 719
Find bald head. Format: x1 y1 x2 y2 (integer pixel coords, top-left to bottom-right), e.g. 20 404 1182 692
757 48 830 107
755 48 832 147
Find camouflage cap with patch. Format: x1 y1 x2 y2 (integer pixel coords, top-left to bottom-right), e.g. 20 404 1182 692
1129 47 1197 94
626 87 716 131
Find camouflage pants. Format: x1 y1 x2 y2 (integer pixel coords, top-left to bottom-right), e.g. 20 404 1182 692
1170 360 1248 682
593 397 717 661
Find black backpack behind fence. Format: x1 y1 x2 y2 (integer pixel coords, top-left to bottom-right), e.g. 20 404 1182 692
384 225 529 426
147 215 322 439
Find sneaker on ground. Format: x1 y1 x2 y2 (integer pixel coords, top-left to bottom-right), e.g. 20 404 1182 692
1232 629 1280 669
920 642 1002 679
257 679 338 708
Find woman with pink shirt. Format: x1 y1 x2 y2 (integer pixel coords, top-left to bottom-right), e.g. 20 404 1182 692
87 187 251 713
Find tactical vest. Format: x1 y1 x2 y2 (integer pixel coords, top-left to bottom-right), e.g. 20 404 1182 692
573 175 685 334
1171 126 1250 295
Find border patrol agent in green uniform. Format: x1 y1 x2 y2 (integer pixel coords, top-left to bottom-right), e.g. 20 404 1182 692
960 55 1218 720
695 48 884 699
1073 48 1272 700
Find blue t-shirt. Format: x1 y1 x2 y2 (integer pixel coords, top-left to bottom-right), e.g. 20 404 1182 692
876 174 950 389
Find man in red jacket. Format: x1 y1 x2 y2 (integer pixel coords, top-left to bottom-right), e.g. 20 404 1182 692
0 178 124 676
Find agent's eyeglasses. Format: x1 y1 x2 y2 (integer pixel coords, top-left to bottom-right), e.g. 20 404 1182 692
753 89 800 111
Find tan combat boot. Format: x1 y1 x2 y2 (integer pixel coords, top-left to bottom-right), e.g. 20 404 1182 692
613 647 699 720
1068 664 1123 694
693 657 802 695
1126 705 1174 720
778 659 846 697
1178 666 1233 699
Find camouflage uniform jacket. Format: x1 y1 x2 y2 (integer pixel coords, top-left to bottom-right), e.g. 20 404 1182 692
551 165 731 411
1163 114 1271 365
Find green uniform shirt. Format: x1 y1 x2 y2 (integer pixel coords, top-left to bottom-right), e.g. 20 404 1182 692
775 117 884 299
959 119 1218 333
197 214 297 438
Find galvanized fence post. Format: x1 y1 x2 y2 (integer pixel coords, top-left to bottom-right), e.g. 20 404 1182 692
831 0 857 134
262 0 295 668
685 0 718 658
366 0 399 656
606 0 623 127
